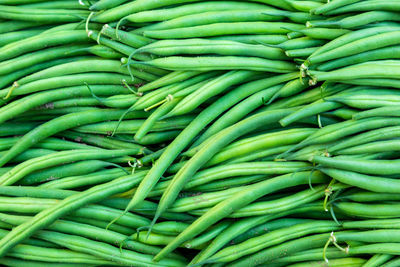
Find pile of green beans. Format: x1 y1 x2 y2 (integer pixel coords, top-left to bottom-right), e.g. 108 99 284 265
0 0 400 266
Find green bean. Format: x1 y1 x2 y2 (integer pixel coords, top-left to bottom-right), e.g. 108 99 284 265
0 85 131 124
262 10 324 24
0 44 90 76
285 47 319 58
101 24 153 48
143 22 304 39
0 170 147 257
206 220 339 263
291 27 350 40
22 0 89 9
0 30 90 62
317 45 400 71
0 213 163 256
327 1 400 15
131 56 296 72
309 60 400 83
286 258 366 267
189 175 266 192
0 11 87 23
20 160 118 185
273 36 326 51
0 73 138 99
304 26 400 68
0 56 92 90
0 148 54 163
320 167 400 193
21 59 156 85
280 99 342 127
93 0 203 23
132 71 220 110
0 29 45 47
138 71 201 92
190 211 295 265
135 39 288 60
125 1 268 23
126 73 298 213
90 0 129 11
153 171 328 261
337 140 400 156
34 230 187 267
47 94 137 109
192 84 283 145
135 98 180 141
156 161 307 196
5 242 113 265
308 11 400 29
0 109 149 167
335 202 400 218
376 256 400 267
192 185 329 218
279 117 400 159
226 145 293 164
184 221 231 249
59 131 148 152
133 130 182 145
265 83 349 111
134 9 282 34
329 125 400 153
154 110 302 222
165 70 259 117
203 128 315 166
74 115 195 135
210 34 288 45
311 0 360 15
286 0 323 12
229 232 336 266
0 20 49 34
0 148 138 185
152 221 189 236
0 257 90 267
306 31 400 67
40 168 127 189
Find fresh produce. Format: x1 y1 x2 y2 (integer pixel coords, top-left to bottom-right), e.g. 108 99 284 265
0 0 399 266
